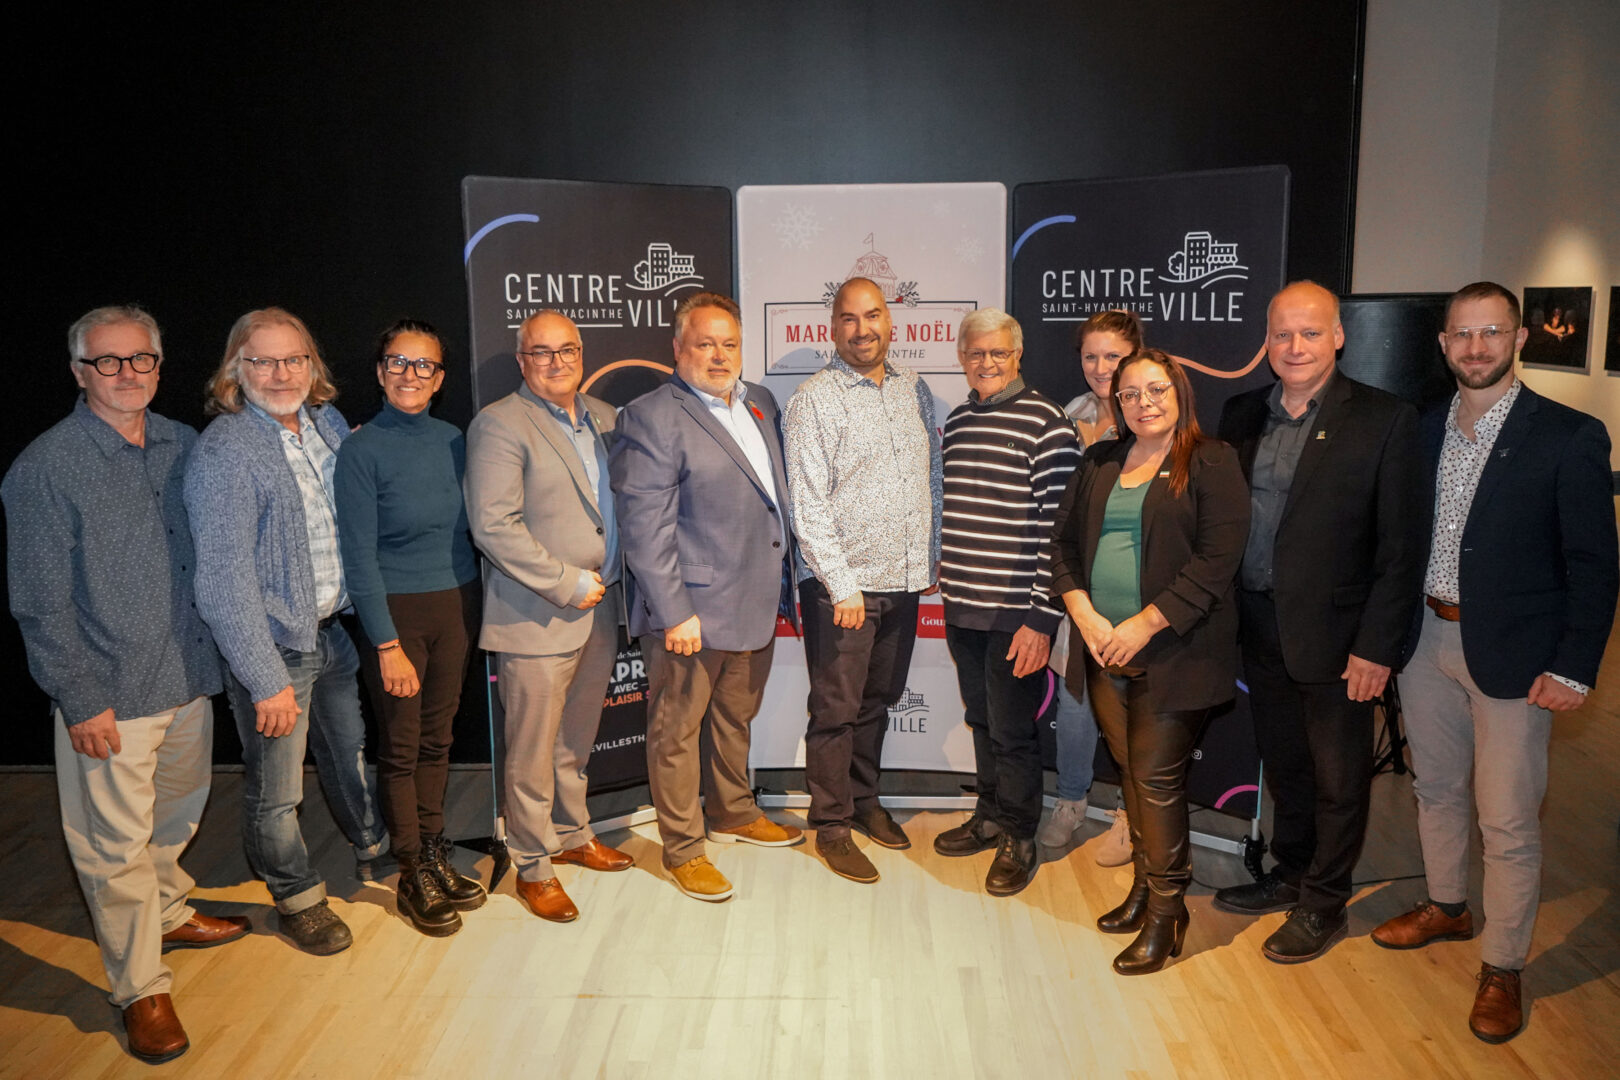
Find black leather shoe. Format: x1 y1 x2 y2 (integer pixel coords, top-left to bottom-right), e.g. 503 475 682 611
984 834 1039 897
397 856 463 937
1113 905 1189 975
1212 872 1300 915
852 806 911 850
1262 907 1347 964
934 813 1001 857
279 900 353 956
1097 878 1151 934
423 834 488 911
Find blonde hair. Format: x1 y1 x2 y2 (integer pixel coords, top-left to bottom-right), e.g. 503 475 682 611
205 307 338 415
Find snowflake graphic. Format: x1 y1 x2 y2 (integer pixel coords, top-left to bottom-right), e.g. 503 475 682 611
772 203 823 250
955 236 984 264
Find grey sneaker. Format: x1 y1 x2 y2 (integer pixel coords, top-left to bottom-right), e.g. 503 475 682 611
1093 807 1133 867
279 900 353 956
1038 798 1089 848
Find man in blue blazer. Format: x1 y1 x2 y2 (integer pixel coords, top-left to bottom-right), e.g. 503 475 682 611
609 292 803 902
1372 281 1617 1043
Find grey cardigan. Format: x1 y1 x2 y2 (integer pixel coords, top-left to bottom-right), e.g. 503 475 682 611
184 403 349 701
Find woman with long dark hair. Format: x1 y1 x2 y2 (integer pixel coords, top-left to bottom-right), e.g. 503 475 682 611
1050 348 1249 974
334 320 486 936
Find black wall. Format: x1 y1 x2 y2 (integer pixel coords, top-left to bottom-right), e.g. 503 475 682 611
5 1 1366 765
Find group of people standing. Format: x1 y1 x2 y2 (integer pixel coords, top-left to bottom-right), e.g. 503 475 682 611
4 276 1613 1064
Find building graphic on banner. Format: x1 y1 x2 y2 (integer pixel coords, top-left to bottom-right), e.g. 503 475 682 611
1163 231 1245 284
887 688 928 735
630 242 701 293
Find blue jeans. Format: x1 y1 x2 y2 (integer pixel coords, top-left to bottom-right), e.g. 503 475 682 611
226 620 383 912
1052 674 1099 801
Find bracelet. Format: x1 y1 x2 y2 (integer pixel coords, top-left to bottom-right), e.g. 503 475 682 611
377 642 401 653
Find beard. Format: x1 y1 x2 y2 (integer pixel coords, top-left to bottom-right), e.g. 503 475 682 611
1448 352 1513 391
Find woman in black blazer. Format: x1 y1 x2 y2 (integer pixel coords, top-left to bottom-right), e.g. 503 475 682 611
1050 348 1250 974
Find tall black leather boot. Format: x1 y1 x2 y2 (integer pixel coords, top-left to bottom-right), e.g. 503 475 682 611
1097 877 1151 934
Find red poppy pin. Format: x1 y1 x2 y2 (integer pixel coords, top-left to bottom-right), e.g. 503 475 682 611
748 403 764 421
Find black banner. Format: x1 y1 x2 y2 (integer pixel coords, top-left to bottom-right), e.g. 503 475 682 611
1010 166 1290 430
461 176 733 791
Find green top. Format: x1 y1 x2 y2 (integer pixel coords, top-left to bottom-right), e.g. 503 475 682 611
1089 477 1151 624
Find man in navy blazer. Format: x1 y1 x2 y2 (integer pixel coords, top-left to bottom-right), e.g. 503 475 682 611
1372 281 1617 1043
1214 281 1427 963
608 292 803 903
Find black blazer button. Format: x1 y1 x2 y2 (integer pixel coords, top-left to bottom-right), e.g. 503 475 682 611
596 526 604 535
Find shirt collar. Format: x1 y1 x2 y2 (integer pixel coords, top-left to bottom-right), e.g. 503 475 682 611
970 376 1026 406
246 399 309 436
828 354 895 387
1447 377 1522 439
690 381 746 412
1266 377 1322 421
73 396 171 457
523 383 589 427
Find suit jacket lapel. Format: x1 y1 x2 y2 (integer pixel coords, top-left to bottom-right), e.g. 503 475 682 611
1279 373 1351 528
520 390 602 519
749 392 792 514
674 379 772 498
1465 387 1538 534
1084 447 1125 582
1230 393 1267 480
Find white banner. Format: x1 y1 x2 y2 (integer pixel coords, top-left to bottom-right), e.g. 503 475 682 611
737 182 1008 773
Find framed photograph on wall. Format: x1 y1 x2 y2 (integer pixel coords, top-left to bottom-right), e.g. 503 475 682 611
1605 286 1619 375
1520 286 1592 370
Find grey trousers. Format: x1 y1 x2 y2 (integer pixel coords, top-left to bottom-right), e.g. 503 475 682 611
496 592 619 882
54 696 213 1007
641 637 774 868
1398 607 1553 970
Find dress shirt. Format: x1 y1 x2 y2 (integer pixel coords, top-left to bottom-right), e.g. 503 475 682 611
1240 380 1321 592
691 381 781 530
783 356 942 601
250 402 348 618
533 389 620 599
2 399 221 725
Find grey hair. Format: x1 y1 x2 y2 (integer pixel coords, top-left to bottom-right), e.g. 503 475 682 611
68 305 162 365
957 307 1023 352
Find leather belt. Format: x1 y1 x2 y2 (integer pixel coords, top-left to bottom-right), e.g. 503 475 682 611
1425 595 1461 622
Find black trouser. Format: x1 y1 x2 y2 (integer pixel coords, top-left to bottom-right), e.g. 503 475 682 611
800 578 919 837
358 580 481 861
944 624 1047 841
1089 669 1210 911
1238 588 1374 917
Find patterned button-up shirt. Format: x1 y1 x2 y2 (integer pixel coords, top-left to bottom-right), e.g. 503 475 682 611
783 356 942 601
2 399 222 725
251 402 348 618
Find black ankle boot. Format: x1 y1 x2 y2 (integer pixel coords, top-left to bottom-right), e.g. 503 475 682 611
1112 903 1188 975
1097 878 1151 934
423 834 487 911
397 854 462 937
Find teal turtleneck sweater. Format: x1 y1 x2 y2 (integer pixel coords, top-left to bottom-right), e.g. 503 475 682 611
334 401 479 644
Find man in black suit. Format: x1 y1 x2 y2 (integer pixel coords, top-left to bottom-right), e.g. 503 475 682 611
1215 280 1426 962
1371 281 1616 1043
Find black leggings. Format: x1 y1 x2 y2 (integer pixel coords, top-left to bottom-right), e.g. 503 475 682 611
1088 668 1211 912
357 581 481 860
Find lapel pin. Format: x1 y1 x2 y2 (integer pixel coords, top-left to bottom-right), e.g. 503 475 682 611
748 403 764 420
1315 430 1327 440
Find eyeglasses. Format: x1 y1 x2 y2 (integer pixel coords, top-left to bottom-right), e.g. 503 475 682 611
381 354 444 377
1444 325 1513 344
80 352 159 376
961 348 1017 364
519 344 581 365
242 354 310 373
1116 382 1174 409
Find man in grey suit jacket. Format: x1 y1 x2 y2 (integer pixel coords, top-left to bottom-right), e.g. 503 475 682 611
609 292 803 903
465 311 635 924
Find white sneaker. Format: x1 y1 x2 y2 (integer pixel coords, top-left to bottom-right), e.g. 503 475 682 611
1037 798 1089 848
1093 808 1133 867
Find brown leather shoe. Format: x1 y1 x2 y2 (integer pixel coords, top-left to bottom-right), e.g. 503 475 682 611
123 993 189 1064
707 816 803 847
161 912 251 951
515 877 579 922
1470 964 1524 1043
1371 901 1473 950
669 856 735 902
554 837 634 872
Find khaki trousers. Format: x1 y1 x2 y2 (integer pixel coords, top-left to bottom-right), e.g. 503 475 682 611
54 696 213 1007
641 637 774 868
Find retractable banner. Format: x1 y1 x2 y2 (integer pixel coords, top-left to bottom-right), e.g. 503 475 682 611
1012 167 1288 818
461 176 733 791
736 182 1007 772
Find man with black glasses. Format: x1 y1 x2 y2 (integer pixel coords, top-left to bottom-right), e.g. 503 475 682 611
4 306 245 1064
464 311 633 923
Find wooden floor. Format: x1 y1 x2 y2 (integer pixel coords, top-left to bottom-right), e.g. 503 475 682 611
3 627 1617 1078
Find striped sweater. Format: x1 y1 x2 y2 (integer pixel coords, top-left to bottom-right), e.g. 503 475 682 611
940 381 1081 633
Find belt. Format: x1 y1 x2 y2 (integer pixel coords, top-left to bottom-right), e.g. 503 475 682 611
318 613 342 630
1425 595 1460 622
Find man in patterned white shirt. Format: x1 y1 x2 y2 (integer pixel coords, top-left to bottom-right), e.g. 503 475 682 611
783 277 943 884
1371 281 1617 1044
186 308 386 957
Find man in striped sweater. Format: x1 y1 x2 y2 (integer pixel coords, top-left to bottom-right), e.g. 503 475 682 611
934 309 1081 896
